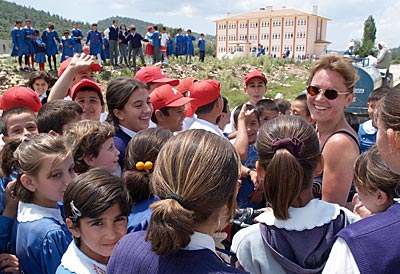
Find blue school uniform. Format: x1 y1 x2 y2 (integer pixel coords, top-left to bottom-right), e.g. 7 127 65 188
150 31 160 47
34 37 46 63
16 202 72 274
175 33 185 55
86 30 103 55
184 34 195 55
198 38 206 51
114 128 132 170
23 26 36 55
11 27 28 57
42 29 61 56
70 28 83 53
101 37 110 60
60 37 74 62
127 196 158 233
167 37 175 56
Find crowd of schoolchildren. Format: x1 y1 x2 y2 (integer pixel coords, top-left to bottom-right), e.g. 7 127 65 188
11 19 207 75
2 23 400 273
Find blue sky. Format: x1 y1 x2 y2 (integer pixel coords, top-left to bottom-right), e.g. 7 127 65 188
7 0 400 50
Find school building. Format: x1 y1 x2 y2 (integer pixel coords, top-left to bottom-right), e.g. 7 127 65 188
214 5 330 59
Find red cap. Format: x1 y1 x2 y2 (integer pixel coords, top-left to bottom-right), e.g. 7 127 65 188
175 77 198 94
186 79 221 117
71 79 104 104
58 57 102 78
0 86 42 114
147 25 153 31
245 70 267 86
150 84 193 111
134 66 179 86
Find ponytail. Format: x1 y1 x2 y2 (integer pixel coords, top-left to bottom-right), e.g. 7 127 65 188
123 170 152 203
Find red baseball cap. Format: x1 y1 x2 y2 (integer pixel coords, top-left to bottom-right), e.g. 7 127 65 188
58 57 102 78
150 84 193 111
134 67 179 86
70 79 104 104
186 79 221 117
245 70 268 86
147 25 153 31
0 86 42 114
175 77 198 94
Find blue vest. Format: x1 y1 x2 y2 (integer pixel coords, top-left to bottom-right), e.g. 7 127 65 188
108 26 119 41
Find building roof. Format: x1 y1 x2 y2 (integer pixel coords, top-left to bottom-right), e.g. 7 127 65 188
215 7 330 22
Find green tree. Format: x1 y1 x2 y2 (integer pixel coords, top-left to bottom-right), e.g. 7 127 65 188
360 15 376 57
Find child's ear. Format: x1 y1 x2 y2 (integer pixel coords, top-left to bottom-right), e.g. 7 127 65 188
154 110 164 122
83 154 95 168
113 109 124 121
20 174 37 192
375 190 389 207
66 218 81 238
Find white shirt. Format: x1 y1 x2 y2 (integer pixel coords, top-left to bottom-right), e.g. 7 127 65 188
322 237 360 274
182 231 217 254
189 117 224 136
118 124 136 138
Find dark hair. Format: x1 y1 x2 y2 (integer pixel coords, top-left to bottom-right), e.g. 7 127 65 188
47 22 55 29
112 20 118 24
293 94 311 117
195 96 219 115
15 20 22 25
368 86 390 103
92 23 97 27
73 86 104 105
37 100 82 134
257 115 321 219
256 98 279 114
63 168 131 239
151 107 170 124
1 107 36 137
233 104 260 125
146 130 240 255
27 70 56 90
216 97 229 124
274 98 291 114
344 111 360 133
161 27 166 31
63 120 115 173
34 29 40 36
63 30 70 35
153 25 158 31
106 78 147 129
123 128 172 203
5 134 70 202
354 145 400 199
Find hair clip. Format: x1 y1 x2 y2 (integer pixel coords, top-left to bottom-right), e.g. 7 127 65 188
69 201 82 222
164 193 184 207
272 137 305 159
136 161 153 171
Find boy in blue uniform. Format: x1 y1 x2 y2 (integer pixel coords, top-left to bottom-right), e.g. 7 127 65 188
86 23 104 66
197 33 206 62
23 19 36 71
184 29 195 63
150 26 161 63
61 30 74 62
70 22 83 54
126 27 147 71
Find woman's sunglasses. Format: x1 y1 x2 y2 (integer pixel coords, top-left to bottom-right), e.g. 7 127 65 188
306 85 350 100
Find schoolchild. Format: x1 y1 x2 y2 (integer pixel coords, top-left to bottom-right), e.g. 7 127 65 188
198 33 206 62
70 22 83 54
323 90 400 274
274 98 291 115
23 19 36 71
70 79 105 121
231 115 357 274
150 26 161 63
175 28 185 58
86 23 104 66
187 79 224 136
184 29 196 63
101 31 110 61
118 24 129 66
4 134 75 274
123 128 172 232
106 78 153 170
37 100 82 135
150 84 193 132
41 22 61 71
225 70 268 133
11 20 29 71
63 120 120 174
32 29 46 71
27 70 55 105
56 168 131 273
60 30 74 63
126 26 147 72
166 32 175 58
107 129 249 274
107 20 119 67
1 107 38 143
160 27 168 64
255 99 279 126
134 66 179 93
290 94 314 125
217 97 231 132
144 26 154 65
0 86 42 115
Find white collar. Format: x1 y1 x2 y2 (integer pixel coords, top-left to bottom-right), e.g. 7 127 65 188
118 125 136 138
17 201 65 224
182 231 216 254
255 199 349 231
61 241 106 274
190 118 224 136
362 119 377 134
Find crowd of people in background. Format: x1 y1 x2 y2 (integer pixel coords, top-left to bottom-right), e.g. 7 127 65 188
2 17 400 274
10 19 207 74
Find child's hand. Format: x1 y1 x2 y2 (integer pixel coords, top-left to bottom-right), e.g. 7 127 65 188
352 193 372 218
3 180 18 219
0 253 20 274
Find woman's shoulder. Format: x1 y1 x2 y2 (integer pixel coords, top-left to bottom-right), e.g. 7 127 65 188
323 129 359 155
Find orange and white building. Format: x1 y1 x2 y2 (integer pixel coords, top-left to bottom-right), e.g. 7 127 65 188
214 5 330 59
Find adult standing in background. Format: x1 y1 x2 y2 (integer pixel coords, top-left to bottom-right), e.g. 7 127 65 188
70 22 83 54
373 41 392 70
107 20 119 66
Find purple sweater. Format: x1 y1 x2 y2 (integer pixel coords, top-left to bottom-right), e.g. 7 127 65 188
337 202 400 274
107 231 249 274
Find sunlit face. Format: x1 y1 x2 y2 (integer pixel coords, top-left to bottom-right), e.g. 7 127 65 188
114 88 153 132
157 106 186 132
25 154 75 208
74 90 104 121
246 112 260 144
89 138 120 172
6 112 38 138
376 118 400 174
32 78 49 95
290 100 311 122
72 204 127 264
245 78 267 105
71 69 95 88
307 69 354 124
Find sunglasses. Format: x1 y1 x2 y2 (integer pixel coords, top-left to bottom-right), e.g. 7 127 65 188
306 85 350 100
